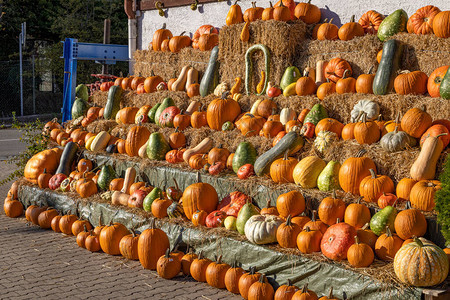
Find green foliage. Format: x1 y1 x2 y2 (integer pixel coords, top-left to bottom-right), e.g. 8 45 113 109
436 156 450 246
0 112 49 185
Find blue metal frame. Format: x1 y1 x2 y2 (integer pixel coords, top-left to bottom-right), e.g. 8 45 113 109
61 38 129 122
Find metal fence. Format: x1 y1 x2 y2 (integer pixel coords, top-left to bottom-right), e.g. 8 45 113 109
0 59 62 118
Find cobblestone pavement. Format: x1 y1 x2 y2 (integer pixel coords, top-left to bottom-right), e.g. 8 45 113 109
0 161 241 300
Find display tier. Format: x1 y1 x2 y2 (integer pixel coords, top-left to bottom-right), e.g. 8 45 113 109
16 182 427 299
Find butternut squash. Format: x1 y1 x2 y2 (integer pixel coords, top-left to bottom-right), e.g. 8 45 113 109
138 142 148 158
182 137 213 163
185 67 199 91
186 100 200 115
111 191 130 206
90 131 111 151
410 133 447 181
122 167 136 194
315 60 328 86
172 65 190 91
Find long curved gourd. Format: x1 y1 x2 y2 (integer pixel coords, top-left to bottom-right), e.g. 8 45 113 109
254 131 304 176
373 39 403 95
200 46 220 97
245 44 271 95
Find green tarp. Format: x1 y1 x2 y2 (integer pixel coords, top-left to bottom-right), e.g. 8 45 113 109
18 184 422 299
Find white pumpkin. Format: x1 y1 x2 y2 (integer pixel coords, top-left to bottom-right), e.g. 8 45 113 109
244 214 283 245
280 108 297 125
350 99 380 122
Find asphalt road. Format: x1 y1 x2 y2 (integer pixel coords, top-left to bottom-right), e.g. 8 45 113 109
0 129 33 160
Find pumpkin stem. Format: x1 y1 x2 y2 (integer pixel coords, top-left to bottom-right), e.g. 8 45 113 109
249 266 256 274
405 201 412 210
130 228 136 237
329 18 334 24
269 1 273 8
283 149 289 160
303 69 309 77
394 125 399 134
362 223 369 230
285 215 292 226
385 226 392 237
342 69 350 79
414 237 424 247
354 236 360 245
356 196 363 204
279 1 285 8
217 255 222 264
311 210 317 222
173 178 180 191
233 0 240 5
196 172 202 183
328 287 334 298
368 66 374 74
221 91 231 99
150 218 156 229
98 216 102 227
304 226 310 232
252 2 256 8
258 274 265 283
355 149 367 158
336 218 340 224
165 248 170 258
198 250 203 260
83 224 88 232
350 15 355 22
287 279 292 286
369 169 376 179
180 31 186 36
421 105 427 113
332 190 337 199
43 168 47 174
301 284 309 293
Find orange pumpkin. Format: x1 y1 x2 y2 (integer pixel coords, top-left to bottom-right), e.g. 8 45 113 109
359 169 395 203
409 5 441 35
427 66 449 98
394 71 428 95
358 10 384 34
152 25 173 51
315 118 344 138
294 0 320 24
316 80 336 100
324 58 352 83
169 32 192 53
433 11 450 38
243 2 264 22
317 19 339 40
338 15 364 41
206 92 241 131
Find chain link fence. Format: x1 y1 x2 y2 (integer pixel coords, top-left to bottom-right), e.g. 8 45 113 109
0 59 62 118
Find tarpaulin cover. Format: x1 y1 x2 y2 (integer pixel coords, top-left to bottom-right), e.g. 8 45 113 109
18 184 422 299
83 152 446 248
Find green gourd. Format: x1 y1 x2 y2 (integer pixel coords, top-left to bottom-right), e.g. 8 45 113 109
200 46 220 97
146 132 170 160
245 44 271 95
155 98 175 127
55 142 78 176
303 103 328 126
373 39 403 95
236 201 259 234
97 165 116 191
143 187 163 212
370 204 398 236
148 103 161 123
104 85 123 120
439 67 450 99
254 131 304 176
317 160 341 191
377 9 408 41
232 141 257 173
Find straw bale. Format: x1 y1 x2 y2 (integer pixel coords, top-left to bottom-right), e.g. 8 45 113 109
219 20 307 59
133 48 211 81
321 93 450 123
294 35 382 77
219 20 306 87
388 33 450 76
91 91 108 107
86 120 117 134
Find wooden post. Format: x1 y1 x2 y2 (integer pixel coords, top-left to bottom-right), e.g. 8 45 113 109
102 19 111 75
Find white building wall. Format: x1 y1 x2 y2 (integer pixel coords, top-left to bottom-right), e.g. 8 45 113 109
137 0 449 50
